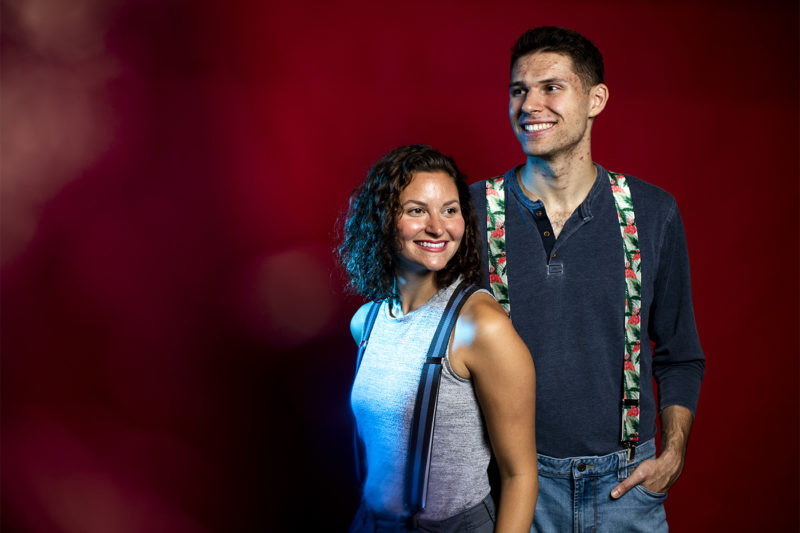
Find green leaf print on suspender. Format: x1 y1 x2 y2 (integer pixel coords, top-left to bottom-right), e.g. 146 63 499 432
485 177 509 314
485 171 642 457
608 171 643 458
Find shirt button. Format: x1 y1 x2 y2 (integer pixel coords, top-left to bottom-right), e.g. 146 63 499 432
535 210 543 217
551 253 557 258
543 231 551 237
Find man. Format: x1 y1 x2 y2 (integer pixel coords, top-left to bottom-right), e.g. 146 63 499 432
469 27 704 532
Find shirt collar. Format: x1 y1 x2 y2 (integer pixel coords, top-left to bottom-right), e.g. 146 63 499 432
504 163 609 222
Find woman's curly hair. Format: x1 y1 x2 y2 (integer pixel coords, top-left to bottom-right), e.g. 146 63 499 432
337 144 481 302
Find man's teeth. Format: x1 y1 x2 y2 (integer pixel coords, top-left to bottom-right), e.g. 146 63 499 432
418 242 446 249
524 123 554 132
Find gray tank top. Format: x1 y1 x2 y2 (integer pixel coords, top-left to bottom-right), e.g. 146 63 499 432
350 280 492 520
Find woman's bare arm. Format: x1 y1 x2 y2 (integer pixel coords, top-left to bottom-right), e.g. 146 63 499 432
451 293 537 533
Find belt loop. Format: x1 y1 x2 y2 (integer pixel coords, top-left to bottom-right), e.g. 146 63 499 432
616 449 630 480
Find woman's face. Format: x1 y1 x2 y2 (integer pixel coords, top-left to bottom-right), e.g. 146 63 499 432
394 171 465 276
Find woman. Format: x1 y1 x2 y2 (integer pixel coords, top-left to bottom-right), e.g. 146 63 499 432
339 145 537 533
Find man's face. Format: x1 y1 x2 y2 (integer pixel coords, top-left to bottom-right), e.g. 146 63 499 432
508 51 602 161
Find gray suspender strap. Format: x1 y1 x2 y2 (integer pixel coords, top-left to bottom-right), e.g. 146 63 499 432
405 279 480 517
353 301 381 484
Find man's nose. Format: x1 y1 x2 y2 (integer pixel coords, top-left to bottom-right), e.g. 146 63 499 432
523 91 543 114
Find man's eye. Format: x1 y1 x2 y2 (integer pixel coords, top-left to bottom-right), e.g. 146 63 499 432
511 88 526 97
546 85 559 92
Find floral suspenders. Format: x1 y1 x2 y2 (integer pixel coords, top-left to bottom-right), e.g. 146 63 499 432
485 178 510 313
486 171 642 459
609 172 643 458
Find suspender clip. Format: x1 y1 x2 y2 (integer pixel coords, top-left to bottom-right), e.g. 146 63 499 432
623 441 636 462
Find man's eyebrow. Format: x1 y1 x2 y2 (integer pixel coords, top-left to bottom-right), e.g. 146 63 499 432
509 77 571 88
540 77 570 85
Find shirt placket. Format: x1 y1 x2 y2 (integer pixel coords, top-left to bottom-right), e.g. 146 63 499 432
524 201 592 275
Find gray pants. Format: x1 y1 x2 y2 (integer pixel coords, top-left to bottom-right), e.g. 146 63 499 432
349 494 496 533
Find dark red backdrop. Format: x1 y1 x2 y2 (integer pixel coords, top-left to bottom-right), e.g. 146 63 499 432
2 1 797 531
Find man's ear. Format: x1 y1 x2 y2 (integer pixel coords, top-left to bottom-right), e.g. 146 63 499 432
588 83 609 118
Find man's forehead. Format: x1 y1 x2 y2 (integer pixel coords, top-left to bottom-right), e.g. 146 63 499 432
511 51 579 81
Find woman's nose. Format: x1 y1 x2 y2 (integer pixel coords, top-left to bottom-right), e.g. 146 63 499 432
426 214 444 236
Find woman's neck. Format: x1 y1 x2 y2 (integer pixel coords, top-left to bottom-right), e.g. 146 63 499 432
394 269 439 315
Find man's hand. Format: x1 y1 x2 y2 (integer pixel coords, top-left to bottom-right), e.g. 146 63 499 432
610 449 682 497
610 405 694 499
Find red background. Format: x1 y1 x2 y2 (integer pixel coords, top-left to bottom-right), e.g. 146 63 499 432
2 1 797 531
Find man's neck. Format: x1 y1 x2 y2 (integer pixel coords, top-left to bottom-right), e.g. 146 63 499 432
517 152 598 239
517 155 597 212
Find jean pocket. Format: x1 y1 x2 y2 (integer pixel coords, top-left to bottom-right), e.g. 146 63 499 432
633 484 668 499
459 497 496 533
465 515 495 533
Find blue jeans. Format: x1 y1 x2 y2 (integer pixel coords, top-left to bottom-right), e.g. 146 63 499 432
349 494 496 533
531 439 668 533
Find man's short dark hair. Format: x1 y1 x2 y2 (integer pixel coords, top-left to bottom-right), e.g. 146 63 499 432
511 26 604 90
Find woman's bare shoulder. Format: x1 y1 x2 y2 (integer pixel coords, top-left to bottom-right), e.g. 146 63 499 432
455 291 530 367
459 291 514 338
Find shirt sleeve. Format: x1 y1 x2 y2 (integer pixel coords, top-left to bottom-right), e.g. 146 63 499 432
649 201 705 417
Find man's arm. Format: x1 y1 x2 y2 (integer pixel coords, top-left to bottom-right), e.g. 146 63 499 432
612 198 703 498
611 405 693 497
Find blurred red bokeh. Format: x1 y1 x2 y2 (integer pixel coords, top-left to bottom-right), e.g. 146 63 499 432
2 1 797 531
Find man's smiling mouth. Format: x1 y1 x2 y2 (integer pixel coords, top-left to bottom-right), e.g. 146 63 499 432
523 123 555 132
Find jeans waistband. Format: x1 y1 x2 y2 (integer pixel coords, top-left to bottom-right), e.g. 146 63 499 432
536 438 656 479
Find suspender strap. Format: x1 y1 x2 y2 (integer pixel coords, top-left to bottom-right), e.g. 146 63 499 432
405 279 480 515
355 302 381 374
485 177 510 315
353 302 381 484
608 172 642 458
485 169 643 459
